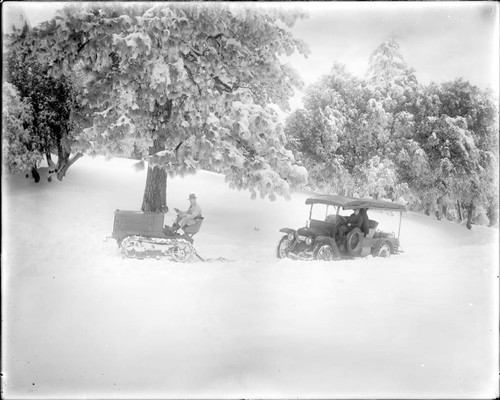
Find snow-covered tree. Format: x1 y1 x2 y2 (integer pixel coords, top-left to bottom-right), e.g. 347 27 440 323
6 37 83 180
286 38 498 227
366 38 410 85
286 44 421 199
24 2 309 210
363 38 420 158
285 63 364 193
2 82 41 173
410 79 498 227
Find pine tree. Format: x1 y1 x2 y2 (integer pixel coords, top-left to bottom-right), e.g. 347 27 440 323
366 38 411 86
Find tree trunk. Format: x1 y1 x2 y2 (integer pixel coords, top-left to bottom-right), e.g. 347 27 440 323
456 200 462 221
141 165 167 212
141 100 172 212
45 149 53 165
43 136 83 181
436 196 443 220
56 145 69 173
141 138 168 213
424 203 431 216
466 202 473 230
56 152 83 181
487 202 498 227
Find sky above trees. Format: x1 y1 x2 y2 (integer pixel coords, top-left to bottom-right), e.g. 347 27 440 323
5 1 499 106
285 2 498 88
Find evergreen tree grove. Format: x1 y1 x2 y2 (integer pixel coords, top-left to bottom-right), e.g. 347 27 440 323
286 39 498 227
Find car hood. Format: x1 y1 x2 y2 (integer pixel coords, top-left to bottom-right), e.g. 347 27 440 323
297 226 329 237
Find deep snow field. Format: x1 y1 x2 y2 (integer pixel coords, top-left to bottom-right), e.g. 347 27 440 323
2 156 499 399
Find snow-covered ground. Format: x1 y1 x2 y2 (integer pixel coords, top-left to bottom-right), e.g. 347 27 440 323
2 156 498 399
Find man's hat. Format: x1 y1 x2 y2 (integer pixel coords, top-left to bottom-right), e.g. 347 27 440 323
188 193 197 200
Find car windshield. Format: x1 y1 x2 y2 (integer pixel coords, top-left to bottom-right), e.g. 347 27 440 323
310 203 339 221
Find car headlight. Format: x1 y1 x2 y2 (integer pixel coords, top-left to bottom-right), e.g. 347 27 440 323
288 233 295 241
305 237 313 245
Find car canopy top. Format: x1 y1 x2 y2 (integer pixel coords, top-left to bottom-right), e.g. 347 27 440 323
305 194 406 212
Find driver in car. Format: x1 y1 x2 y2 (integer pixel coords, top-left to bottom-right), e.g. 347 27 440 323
346 209 364 230
338 208 364 238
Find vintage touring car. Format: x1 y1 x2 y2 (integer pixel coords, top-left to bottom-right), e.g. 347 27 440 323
277 194 406 261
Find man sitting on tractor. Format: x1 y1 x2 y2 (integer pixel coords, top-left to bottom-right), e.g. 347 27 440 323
164 193 202 235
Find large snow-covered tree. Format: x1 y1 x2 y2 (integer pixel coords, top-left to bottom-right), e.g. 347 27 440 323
285 63 364 194
23 2 309 211
414 79 498 227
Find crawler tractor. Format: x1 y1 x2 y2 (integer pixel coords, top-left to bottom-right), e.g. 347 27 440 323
111 210 203 262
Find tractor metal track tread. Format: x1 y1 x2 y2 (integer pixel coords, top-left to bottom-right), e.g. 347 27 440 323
120 235 195 262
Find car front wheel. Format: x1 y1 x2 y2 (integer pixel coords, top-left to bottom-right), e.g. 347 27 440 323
313 242 340 261
277 234 293 259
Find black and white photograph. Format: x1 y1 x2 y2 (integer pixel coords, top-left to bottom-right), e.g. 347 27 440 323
2 1 499 399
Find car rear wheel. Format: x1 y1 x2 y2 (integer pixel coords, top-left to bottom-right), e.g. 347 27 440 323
372 240 393 258
277 234 293 259
313 243 340 261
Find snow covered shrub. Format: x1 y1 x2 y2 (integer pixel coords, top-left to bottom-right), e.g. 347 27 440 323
446 209 460 222
472 205 490 226
2 82 42 173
